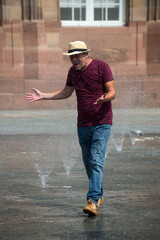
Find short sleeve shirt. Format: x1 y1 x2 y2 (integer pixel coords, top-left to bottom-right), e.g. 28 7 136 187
66 59 114 126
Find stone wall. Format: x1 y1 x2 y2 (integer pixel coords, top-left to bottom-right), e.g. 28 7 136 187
147 22 160 75
0 0 159 110
60 22 147 77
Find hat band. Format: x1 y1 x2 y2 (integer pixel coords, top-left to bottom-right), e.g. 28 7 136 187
68 48 87 53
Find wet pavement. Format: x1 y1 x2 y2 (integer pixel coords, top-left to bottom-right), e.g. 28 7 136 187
0 109 160 240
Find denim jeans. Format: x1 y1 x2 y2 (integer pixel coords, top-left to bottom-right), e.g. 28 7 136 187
78 124 111 206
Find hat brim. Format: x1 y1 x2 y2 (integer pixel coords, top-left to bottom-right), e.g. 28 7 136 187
63 49 90 56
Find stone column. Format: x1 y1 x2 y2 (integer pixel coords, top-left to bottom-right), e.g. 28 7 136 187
23 0 63 81
37 0 63 80
0 0 24 79
126 0 147 75
129 0 147 21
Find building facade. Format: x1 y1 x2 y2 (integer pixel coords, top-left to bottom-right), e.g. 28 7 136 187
0 0 160 109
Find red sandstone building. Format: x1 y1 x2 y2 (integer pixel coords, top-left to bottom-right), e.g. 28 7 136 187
0 0 160 109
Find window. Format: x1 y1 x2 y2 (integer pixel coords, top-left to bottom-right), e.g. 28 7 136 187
60 0 125 26
60 0 86 21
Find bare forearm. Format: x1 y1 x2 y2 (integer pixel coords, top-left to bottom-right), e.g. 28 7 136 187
25 85 74 103
43 89 68 100
103 91 116 102
104 80 116 102
94 80 116 104
42 85 74 100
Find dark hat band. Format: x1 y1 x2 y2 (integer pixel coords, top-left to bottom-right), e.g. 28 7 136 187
68 48 87 53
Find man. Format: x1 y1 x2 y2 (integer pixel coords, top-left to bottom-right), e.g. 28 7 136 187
25 41 116 217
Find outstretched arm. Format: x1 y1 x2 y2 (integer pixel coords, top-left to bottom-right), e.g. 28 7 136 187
25 85 75 103
94 80 116 104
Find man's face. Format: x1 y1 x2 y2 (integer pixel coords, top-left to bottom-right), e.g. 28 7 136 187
70 53 88 71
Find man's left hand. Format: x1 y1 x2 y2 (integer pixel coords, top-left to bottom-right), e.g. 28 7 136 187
94 93 107 104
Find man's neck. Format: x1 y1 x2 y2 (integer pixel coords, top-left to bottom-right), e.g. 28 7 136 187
82 58 92 71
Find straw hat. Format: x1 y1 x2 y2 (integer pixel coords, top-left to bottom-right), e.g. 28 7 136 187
63 41 90 56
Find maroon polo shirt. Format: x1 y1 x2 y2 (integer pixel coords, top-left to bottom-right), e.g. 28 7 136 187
66 59 114 127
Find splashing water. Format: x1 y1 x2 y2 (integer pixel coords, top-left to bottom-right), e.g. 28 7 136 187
34 163 52 189
130 131 137 145
63 160 75 177
111 132 125 152
114 134 124 152
130 130 143 145
57 134 80 176
31 151 53 189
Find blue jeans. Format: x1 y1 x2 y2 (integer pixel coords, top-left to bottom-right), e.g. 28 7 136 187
78 124 111 206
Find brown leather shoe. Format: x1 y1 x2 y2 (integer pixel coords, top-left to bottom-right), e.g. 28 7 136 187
97 198 104 209
83 199 98 216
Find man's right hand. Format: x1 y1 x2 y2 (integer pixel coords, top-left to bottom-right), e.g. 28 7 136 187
25 88 44 102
